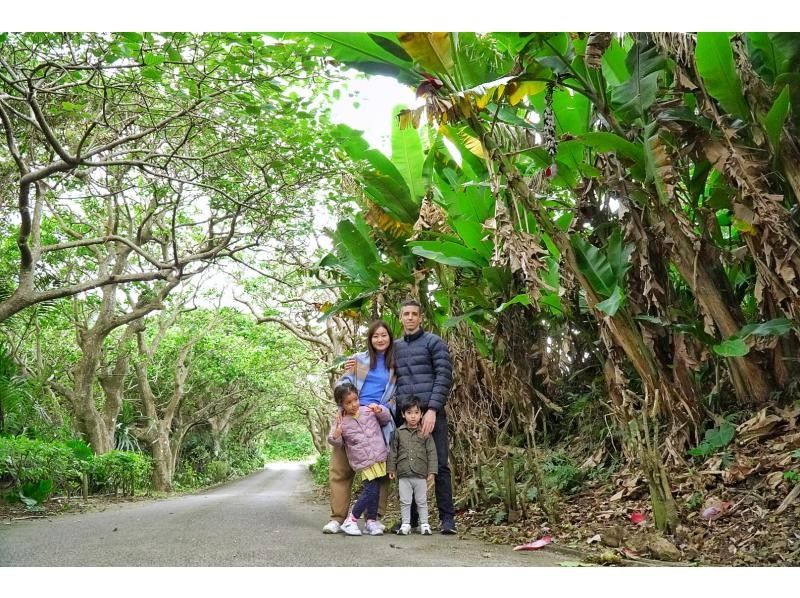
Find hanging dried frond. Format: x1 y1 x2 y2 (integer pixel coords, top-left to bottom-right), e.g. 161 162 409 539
648 32 696 68
363 200 412 243
410 196 452 239
397 75 546 131
585 32 613 69
647 133 679 199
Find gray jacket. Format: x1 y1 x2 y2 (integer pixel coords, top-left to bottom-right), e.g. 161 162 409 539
387 424 438 479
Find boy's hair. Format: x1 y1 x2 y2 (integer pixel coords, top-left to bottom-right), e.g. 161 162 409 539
334 383 359 406
400 298 421 312
401 396 422 414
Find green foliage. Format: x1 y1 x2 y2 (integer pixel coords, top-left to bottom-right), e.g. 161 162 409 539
783 470 800 484
0 436 151 500
309 452 330 486
226 444 265 476
87 451 153 495
688 421 736 459
205 460 231 483
0 436 82 494
262 427 315 461
542 452 584 494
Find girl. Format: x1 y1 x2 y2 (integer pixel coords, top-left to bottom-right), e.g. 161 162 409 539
323 320 396 535
327 382 391 536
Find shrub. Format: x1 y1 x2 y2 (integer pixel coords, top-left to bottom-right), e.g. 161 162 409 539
0 436 83 500
226 444 264 476
88 450 152 495
543 452 584 494
309 452 329 486
262 428 315 461
206 460 230 483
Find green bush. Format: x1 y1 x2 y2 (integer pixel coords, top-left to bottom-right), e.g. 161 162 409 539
262 428 315 461
88 450 152 495
226 444 264 476
173 463 208 489
0 436 83 500
206 460 231 483
309 452 329 486
543 452 584 494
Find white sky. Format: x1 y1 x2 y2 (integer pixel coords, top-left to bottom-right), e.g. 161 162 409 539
330 75 417 155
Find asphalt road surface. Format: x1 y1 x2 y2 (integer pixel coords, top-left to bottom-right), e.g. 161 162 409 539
0 462 562 566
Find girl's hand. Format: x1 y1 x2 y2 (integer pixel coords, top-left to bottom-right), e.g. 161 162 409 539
367 403 381 413
332 412 343 438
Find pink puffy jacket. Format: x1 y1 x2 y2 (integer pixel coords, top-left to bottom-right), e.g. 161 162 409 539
327 405 391 472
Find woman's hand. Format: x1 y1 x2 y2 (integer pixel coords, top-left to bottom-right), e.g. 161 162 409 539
427 473 435 490
343 358 356 373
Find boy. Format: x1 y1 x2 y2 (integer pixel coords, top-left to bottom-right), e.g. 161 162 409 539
387 397 438 535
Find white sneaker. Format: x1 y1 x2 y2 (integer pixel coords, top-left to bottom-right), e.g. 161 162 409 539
420 523 432 535
365 520 384 536
398 523 411 535
322 520 341 534
375 521 386 532
340 518 362 536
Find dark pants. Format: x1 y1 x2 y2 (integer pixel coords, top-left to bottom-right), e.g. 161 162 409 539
352 476 384 520
394 408 455 524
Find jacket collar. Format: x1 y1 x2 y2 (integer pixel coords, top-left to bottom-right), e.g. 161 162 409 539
403 327 425 342
397 423 421 433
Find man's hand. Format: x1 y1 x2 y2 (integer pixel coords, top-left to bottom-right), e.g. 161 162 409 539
420 409 436 438
343 358 356 374
389 472 396 480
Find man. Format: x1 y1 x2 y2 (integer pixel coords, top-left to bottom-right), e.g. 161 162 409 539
391 298 456 535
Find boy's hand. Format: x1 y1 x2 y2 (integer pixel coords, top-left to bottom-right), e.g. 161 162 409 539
367 403 381 413
427 473 435 490
389 472 395 480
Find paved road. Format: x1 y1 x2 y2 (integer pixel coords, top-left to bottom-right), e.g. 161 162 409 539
0 462 562 566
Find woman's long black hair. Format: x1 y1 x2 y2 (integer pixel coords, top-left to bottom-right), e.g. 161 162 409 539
366 320 395 371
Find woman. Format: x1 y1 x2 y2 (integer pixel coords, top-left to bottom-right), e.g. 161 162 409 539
322 320 396 535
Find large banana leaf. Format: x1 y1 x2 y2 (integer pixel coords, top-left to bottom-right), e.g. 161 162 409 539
397 32 453 75
695 33 750 121
763 85 791 150
333 124 419 223
451 218 493 259
408 240 488 268
602 37 628 87
298 33 417 85
579 132 645 167
327 218 381 288
609 39 667 123
391 104 426 201
571 236 617 297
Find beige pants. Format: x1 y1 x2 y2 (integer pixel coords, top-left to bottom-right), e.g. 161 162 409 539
328 444 389 523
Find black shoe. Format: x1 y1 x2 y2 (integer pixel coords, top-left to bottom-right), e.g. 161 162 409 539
440 516 457 535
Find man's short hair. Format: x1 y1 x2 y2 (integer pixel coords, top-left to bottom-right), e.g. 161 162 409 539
400 298 421 311
333 382 358 406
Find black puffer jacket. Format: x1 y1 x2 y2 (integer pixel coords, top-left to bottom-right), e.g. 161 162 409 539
394 328 453 412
